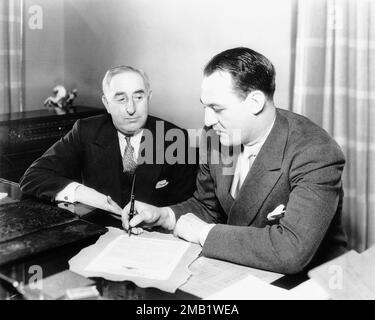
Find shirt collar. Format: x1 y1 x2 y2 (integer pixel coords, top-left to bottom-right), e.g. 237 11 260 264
117 129 143 146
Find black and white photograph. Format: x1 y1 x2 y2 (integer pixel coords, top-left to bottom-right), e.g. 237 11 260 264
0 0 374 307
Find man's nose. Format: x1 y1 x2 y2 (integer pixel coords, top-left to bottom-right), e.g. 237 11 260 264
204 108 218 127
126 99 136 115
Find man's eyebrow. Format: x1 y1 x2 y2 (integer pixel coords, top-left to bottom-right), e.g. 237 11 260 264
114 92 127 97
133 90 145 94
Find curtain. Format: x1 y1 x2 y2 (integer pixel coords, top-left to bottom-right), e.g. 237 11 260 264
292 0 375 251
0 0 24 114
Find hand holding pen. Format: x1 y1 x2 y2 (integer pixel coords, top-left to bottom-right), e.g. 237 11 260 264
122 174 172 235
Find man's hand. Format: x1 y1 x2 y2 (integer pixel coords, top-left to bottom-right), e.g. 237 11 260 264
173 213 209 244
122 200 174 235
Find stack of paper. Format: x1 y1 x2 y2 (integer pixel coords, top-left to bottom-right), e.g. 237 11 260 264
204 273 332 300
308 247 375 299
69 227 202 293
85 236 189 280
205 274 295 300
288 279 330 300
195 246 375 300
180 257 283 298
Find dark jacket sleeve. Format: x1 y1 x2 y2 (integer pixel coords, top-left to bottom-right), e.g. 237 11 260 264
19 120 83 202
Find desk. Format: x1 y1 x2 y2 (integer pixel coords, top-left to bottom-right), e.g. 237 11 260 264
0 179 307 300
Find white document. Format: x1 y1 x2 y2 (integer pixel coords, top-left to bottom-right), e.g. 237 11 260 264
288 279 330 300
180 257 283 298
85 235 189 280
205 274 295 300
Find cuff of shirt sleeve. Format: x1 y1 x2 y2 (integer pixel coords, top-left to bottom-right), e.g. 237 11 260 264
199 223 215 246
55 182 82 203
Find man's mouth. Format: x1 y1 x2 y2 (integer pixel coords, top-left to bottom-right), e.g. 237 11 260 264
124 117 139 122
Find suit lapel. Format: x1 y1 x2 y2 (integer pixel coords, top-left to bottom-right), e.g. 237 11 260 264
91 118 122 203
227 110 289 226
214 143 240 214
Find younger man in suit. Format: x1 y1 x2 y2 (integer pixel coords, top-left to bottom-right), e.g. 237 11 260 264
20 66 197 215
122 48 348 274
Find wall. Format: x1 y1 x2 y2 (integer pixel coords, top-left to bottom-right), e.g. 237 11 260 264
24 0 65 109
63 0 294 130
23 0 294 129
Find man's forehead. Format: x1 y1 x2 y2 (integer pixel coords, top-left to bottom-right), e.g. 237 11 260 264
200 71 235 100
107 71 146 95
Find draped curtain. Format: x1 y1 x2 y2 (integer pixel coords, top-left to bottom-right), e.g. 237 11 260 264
0 0 24 114
292 0 375 251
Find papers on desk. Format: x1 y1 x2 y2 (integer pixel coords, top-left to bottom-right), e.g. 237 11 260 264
206 246 375 300
180 256 283 298
205 274 330 300
85 236 189 280
308 248 375 299
69 227 202 293
205 274 293 300
288 278 330 300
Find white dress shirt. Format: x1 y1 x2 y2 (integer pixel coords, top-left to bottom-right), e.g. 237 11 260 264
55 129 143 203
230 121 274 199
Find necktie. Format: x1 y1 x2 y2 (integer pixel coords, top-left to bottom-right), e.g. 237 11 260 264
230 150 256 199
122 135 137 174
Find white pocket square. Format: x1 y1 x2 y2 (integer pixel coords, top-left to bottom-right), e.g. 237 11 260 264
155 180 169 189
267 204 286 221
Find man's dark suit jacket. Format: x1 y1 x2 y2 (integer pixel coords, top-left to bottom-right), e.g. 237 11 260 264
19 114 197 208
171 108 347 274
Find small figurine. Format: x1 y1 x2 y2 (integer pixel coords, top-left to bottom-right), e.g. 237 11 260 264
65 88 78 106
44 85 78 113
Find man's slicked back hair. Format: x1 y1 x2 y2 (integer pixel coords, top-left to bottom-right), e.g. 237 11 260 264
204 47 276 100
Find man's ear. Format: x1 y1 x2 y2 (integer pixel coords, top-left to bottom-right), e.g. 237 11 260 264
245 91 266 115
102 95 110 113
148 90 153 101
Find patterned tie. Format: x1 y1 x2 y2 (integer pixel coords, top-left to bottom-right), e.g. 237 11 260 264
122 135 137 174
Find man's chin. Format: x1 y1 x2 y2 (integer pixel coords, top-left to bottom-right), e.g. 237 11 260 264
123 126 142 135
117 118 147 135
